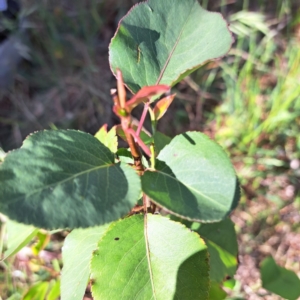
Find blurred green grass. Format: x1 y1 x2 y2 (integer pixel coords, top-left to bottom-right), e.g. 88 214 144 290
0 0 300 299
0 0 138 151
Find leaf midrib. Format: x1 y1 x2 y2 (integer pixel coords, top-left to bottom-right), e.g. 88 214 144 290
144 214 157 300
155 1 196 85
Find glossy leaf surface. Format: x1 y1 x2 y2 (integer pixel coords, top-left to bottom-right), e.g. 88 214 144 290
142 132 239 222
91 214 209 300
109 0 232 93
0 130 141 229
61 225 109 300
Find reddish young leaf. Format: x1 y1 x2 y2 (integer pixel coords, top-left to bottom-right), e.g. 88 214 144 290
126 85 170 111
153 94 176 121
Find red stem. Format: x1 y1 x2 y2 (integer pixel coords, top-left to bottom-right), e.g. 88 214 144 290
126 128 151 157
136 102 150 137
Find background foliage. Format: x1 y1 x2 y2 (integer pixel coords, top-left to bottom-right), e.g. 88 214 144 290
0 0 300 299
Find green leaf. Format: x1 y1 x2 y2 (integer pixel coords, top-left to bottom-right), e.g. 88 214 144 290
32 231 50 256
109 0 232 93
116 148 149 168
223 278 236 290
153 131 172 155
23 282 49 300
196 218 238 283
142 132 239 222
153 131 172 154
261 256 300 300
94 124 118 153
91 214 209 300
61 225 109 300
46 280 60 300
0 130 141 229
208 281 227 300
116 148 134 165
2 220 38 261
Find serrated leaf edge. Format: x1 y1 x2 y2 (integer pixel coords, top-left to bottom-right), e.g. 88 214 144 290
108 1 234 93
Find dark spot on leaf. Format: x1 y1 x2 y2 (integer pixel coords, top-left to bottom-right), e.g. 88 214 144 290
182 133 196 145
114 237 120 241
